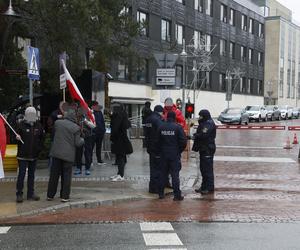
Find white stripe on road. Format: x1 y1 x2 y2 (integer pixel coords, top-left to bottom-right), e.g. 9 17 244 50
140 222 174 231
214 156 295 163
0 227 10 234
217 145 283 150
148 249 187 250
142 233 183 246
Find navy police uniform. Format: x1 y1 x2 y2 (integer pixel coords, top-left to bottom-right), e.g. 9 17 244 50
144 105 164 193
157 111 187 200
193 109 216 194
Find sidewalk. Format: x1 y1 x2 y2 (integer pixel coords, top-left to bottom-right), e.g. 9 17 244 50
0 139 198 220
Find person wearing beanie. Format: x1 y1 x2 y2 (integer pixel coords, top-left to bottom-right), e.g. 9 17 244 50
163 97 186 128
15 106 45 203
144 105 164 193
157 111 187 201
193 109 216 195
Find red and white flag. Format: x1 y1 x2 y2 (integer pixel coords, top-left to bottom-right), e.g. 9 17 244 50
0 116 6 179
61 60 95 124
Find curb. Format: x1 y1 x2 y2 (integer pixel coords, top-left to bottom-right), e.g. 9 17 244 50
0 196 145 222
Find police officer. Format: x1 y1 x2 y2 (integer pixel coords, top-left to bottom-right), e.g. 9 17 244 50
193 109 216 195
157 111 187 201
144 105 164 194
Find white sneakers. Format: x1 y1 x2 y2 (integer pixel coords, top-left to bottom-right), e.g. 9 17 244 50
111 174 124 182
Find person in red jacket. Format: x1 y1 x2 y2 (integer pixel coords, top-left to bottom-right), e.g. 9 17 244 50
163 97 186 128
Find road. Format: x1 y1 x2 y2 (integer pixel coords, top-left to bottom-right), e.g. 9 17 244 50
1 222 300 249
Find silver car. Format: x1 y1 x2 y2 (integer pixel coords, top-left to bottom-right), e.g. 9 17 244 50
218 108 249 125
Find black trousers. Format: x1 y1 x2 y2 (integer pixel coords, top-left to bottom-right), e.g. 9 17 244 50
16 160 36 197
149 153 161 193
47 157 73 199
75 145 84 170
159 155 182 198
94 134 104 163
199 152 214 191
116 154 126 177
84 136 94 170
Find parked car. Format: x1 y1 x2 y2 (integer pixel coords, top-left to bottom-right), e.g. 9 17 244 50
265 105 281 121
245 105 268 122
218 108 249 125
279 105 293 120
292 108 300 119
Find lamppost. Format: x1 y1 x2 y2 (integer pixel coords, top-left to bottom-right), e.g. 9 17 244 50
180 39 187 118
0 0 21 68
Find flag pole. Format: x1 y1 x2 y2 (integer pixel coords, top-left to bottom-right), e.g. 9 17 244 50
0 113 24 144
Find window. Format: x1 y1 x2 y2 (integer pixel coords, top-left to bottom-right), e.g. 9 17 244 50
176 24 184 45
249 48 253 64
161 19 171 42
117 60 129 80
137 11 148 36
204 72 212 89
258 52 263 66
219 73 226 91
230 42 235 59
247 78 252 94
205 34 212 52
137 59 148 82
258 80 263 95
241 77 247 93
220 39 227 56
229 9 235 26
205 0 213 16
220 4 227 23
258 23 264 38
194 30 202 49
241 14 247 31
195 0 203 12
241 46 247 62
249 18 254 34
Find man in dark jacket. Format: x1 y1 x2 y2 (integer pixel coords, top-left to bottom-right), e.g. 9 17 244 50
47 105 84 202
142 101 152 148
15 107 45 203
91 103 106 164
110 103 132 181
157 111 187 201
144 105 164 193
193 109 216 195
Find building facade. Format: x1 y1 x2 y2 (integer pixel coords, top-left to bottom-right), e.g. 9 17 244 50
254 0 300 106
108 0 265 117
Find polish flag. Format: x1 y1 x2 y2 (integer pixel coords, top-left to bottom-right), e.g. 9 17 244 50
0 116 6 179
61 60 95 124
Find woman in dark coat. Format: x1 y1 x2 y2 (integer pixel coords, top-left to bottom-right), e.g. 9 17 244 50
110 103 132 181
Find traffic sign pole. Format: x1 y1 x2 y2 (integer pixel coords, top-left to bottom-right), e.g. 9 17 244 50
29 79 33 106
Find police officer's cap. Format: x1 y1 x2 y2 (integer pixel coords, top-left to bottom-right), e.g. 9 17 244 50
154 105 163 113
198 109 211 120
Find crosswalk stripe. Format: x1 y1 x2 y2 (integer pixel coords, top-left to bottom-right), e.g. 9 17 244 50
0 227 11 234
214 156 295 163
140 222 173 231
142 233 183 246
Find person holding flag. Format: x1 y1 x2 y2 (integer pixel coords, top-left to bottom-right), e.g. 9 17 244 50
15 107 45 203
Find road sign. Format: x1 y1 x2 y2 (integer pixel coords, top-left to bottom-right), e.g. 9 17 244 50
156 68 176 77
59 52 67 89
156 77 176 86
27 46 40 80
154 53 178 68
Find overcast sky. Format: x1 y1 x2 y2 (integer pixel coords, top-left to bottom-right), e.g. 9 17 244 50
277 0 300 23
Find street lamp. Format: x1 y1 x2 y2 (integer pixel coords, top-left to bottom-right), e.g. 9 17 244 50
0 0 21 67
180 39 187 118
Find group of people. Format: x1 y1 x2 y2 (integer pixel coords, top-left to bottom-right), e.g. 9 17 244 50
15 101 131 203
14 97 216 203
143 98 217 201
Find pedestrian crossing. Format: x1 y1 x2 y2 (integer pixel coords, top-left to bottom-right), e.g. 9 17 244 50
140 222 187 249
0 227 10 234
